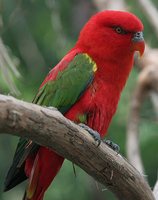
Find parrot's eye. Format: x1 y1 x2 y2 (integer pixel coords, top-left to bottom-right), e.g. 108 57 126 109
114 26 128 34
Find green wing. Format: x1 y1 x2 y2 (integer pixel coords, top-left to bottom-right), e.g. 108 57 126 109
33 53 96 113
4 53 97 191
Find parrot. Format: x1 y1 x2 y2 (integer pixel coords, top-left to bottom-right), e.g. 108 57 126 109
4 10 145 200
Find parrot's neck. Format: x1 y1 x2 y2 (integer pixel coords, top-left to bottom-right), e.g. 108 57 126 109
94 54 134 92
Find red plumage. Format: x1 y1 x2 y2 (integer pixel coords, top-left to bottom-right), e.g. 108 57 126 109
6 10 145 200
24 148 63 200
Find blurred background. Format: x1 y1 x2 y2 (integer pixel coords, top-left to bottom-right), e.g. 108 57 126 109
0 0 158 199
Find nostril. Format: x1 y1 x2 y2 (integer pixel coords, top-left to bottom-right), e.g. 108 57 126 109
135 32 141 38
136 32 140 36
132 31 144 42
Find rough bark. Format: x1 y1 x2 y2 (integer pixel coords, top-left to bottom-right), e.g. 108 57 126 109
0 94 155 200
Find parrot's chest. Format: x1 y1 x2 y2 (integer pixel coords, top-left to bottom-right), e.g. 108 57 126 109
65 80 120 136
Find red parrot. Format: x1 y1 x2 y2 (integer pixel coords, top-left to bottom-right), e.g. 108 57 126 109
4 10 145 200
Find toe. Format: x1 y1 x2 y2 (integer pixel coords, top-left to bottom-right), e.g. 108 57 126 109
104 140 120 153
79 123 101 146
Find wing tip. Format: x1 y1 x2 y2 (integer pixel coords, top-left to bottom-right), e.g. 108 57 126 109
3 168 27 192
3 181 11 192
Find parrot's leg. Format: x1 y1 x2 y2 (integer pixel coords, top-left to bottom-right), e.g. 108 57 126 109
79 123 101 146
103 140 120 153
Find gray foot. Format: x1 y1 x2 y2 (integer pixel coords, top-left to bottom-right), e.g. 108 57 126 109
104 140 120 153
79 123 101 146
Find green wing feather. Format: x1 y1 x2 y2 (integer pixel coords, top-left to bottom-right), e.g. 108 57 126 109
4 53 96 191
33 53 96 113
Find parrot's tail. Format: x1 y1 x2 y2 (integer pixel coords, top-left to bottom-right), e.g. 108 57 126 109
22 190 44 200
23 147 64 200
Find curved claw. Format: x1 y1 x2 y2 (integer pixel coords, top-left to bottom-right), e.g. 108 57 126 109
104 139 120 153
79 123 101 147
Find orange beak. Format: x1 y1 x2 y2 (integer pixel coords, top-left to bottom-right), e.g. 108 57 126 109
132 31 145 56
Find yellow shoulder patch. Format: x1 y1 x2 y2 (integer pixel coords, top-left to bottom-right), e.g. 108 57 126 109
84 53 97 72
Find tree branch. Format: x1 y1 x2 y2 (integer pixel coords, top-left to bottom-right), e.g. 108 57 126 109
127 48 158 174
126 81 147 175
137 0 158 39
127 47 158 199
93 0 127 11
0 37 20 95
0 94 155 200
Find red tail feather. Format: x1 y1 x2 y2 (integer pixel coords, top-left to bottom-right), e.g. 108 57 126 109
24 147 64 200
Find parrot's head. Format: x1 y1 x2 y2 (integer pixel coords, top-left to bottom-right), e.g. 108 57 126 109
76 10 145 62
76 10 145 90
